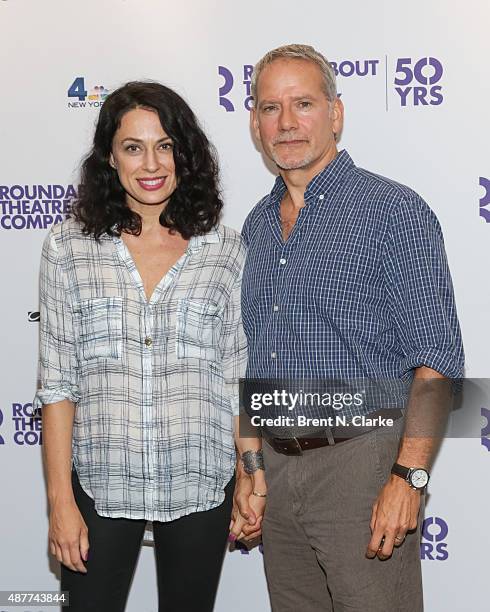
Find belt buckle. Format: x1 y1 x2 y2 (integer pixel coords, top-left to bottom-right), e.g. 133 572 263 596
289 437 303 455
275 436 303 455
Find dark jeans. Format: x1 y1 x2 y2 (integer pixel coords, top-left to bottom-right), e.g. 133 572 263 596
61 470 234 612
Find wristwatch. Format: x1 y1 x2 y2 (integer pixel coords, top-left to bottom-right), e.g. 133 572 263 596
391 463 430 491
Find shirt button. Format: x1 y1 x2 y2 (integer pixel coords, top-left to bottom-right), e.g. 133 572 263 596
273 305 279 312
144 336 153 347
279 258 286 265
319 194 325 200
271 352 277 359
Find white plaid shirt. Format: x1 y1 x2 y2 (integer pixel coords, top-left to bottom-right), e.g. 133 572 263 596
34 218 247 521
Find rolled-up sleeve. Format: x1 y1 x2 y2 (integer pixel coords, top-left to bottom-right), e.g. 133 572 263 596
33 231 80 412
221 265 248 417
382 194 464 380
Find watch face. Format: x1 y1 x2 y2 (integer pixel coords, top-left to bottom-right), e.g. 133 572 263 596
410 469 429 489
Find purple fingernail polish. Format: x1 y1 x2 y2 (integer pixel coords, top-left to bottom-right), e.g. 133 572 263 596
228 533 237 542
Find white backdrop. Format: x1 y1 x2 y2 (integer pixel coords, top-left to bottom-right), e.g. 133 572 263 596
1 1 489 610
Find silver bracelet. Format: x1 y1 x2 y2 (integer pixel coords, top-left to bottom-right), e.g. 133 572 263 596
241 449 265 474
252 490 267 498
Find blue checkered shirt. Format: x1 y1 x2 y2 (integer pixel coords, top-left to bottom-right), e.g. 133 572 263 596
241 150 464 420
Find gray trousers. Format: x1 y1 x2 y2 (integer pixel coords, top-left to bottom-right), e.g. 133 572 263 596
261 420 424 611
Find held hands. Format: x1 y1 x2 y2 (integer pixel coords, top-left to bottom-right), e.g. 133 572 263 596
49 498 89 573
229 473 266 543
366 475 421 560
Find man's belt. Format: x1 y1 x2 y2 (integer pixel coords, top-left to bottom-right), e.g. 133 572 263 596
265 409 404 455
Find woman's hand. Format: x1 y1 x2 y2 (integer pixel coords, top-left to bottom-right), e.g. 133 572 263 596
229 474 266 542
240 493 266 542
49 498 89 573
232 470 254 520
230 429 267 544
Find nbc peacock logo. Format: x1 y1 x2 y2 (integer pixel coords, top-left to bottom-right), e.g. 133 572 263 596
67 77 110 109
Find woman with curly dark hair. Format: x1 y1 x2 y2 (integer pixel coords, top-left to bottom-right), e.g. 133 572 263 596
34 82 266 612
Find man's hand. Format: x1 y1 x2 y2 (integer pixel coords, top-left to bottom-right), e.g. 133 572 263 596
49 498 89 573
229 473 266 542
240 493 266 541
366 475 421 560
230 494 266 542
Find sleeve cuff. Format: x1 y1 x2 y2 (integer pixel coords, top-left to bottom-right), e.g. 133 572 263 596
399 348 464 390
33 385 80 415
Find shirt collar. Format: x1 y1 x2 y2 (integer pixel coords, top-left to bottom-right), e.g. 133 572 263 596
267 149 355 208
109 226 220 250
188 227 220 252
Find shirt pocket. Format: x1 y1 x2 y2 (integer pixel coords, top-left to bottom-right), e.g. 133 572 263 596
176 298 223 362
74 297 123 361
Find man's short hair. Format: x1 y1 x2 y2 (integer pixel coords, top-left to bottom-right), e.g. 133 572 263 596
251 44 337 104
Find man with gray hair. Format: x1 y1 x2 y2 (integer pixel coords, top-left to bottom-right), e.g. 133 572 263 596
240 44 463 610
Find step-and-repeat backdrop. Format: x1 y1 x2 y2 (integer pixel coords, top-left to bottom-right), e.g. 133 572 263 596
1 1 489 610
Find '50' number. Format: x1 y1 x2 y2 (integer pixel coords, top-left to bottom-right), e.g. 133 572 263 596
394 58 443 106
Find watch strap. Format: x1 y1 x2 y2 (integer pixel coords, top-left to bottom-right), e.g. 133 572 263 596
391 462 410 481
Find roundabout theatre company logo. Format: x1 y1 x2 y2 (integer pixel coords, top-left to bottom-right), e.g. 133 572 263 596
481 407 490 451
479 177 490 223
0 403 42 446
0 184 76 230
218 59 379 112
218 56 444 112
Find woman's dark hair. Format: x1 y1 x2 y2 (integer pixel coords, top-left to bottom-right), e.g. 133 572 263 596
72 81 223 239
